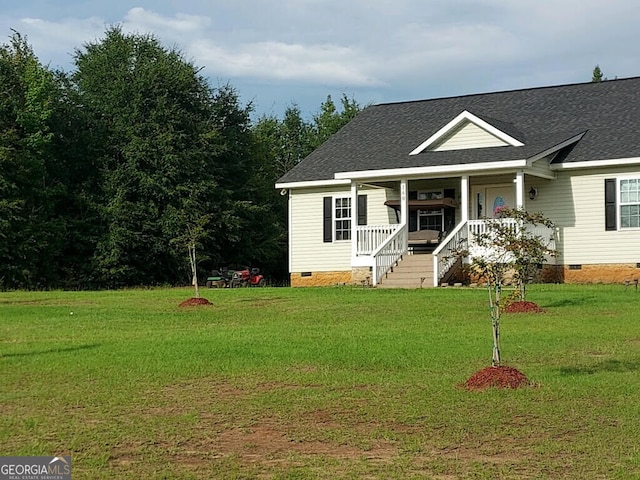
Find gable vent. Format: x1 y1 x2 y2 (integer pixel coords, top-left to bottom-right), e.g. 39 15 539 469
431 120 509 151
410 110 524 155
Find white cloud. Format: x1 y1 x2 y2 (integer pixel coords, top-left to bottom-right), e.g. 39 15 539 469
190 39 384 86
122 7 211 35
1 0 638 115
15 16 107 68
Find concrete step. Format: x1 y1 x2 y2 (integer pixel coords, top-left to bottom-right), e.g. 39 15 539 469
379 254 435 288
384 272 433 281
381 278 433 288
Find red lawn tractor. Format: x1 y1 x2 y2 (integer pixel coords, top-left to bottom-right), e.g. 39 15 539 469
230 267 266 287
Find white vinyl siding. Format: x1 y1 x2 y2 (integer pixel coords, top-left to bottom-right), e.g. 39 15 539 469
432 121 509 151
289 186 393 272
531 167 640 264
528 155 554 178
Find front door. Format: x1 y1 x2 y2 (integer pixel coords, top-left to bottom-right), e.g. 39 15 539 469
475 185 515 219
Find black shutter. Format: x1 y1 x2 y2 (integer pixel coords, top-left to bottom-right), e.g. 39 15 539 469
605 179 617 231
357 195 367 226
323 197 333 242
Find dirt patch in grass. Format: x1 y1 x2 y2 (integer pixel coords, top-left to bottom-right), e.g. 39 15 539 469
463 366 531 390
504 300 544 313
215 419 397 461
112 378 402 475
105 376 545 478
178 297 212 307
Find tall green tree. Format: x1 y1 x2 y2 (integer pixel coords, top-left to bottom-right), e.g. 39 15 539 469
71 27 230 287
592 65 605 82
251 96 363 282
310 94 360 149
254 105 312 181
47 70 104 287
0 32 62 288
208 85 300 281
250 112 299 281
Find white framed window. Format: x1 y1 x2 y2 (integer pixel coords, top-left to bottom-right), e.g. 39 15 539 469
418 190 443 201
334 197 351 240
619 178 640 228
418 209 444 231
418 190 443 231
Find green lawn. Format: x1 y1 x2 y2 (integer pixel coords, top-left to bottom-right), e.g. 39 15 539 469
1 285 640 479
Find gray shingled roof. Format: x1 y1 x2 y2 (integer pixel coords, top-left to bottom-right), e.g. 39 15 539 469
277 77 640 184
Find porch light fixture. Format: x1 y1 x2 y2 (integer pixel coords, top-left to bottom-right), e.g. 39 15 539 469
528 187 538 200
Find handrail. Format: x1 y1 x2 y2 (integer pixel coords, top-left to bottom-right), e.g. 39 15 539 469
371 224 407 286
432 221 468 287
356 224 402 255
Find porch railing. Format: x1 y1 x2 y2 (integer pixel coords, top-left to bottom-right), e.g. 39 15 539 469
432 221 469 287
359 218 555 288
371 224 407 286
356 224 403 255
468 218 517 237
468 219 556 258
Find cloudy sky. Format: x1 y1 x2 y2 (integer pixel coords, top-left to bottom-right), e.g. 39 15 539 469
1 1 638 118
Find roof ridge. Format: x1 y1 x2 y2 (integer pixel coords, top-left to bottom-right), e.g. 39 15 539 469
374 75 640 108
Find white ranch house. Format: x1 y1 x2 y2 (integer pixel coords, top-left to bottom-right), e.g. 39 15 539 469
276 78 640 287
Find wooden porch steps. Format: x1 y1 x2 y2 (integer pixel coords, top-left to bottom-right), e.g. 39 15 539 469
378 253 435 289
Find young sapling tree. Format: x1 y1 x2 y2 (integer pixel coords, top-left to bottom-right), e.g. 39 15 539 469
453 208 555 366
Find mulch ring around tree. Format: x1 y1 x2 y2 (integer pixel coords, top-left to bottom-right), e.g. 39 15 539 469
504 300 545 314
179 297 213 307
462 366 531 391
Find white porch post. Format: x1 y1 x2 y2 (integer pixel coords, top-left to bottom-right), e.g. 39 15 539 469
460 175 469 222
400 179 408 225
400 178 408 250
351 181 358 260
515 170 524 209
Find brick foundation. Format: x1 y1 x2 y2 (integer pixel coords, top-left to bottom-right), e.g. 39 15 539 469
556 263 640 284
290 271 352 287
290 264 640 287
351 267 373 286
470 264 640 285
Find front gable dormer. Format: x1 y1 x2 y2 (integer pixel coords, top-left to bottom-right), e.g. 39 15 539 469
409 110 524 155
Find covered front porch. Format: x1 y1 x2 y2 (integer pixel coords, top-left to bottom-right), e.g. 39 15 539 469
348 171 553 287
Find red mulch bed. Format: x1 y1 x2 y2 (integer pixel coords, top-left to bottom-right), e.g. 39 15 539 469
504 300 544 313
179 297 213 307
462 366 530 390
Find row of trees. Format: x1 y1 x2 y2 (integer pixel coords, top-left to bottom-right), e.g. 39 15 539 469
0 28 360 289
